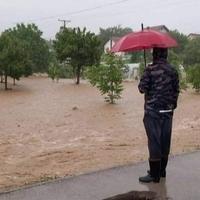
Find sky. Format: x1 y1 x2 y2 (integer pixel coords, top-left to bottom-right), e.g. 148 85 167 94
0 0 200 39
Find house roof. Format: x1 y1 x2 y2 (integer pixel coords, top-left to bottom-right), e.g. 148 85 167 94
145 25 169 32
188 33 200 37
111 37 121 42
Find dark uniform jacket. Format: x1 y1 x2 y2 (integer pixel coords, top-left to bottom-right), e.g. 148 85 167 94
138 58 179 112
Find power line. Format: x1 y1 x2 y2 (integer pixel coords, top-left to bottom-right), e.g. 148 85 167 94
69 0 197 23
9 0 198 38
12 0 195 26
23 0 130 23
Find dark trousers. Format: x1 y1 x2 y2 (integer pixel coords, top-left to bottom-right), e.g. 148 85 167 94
143 110 173 160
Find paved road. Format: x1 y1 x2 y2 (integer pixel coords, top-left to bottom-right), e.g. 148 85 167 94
0 151 200 200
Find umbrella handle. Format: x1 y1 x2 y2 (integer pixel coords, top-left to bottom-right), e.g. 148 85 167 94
144 49 147 67
141 23 144 31
141 23 147 67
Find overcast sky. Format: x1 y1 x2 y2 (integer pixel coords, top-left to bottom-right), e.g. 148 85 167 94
0 0 200 39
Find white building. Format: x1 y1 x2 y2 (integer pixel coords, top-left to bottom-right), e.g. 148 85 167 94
104 37 125 56
188 33 200 40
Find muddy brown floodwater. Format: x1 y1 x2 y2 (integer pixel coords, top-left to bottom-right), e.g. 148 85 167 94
0 77 200 191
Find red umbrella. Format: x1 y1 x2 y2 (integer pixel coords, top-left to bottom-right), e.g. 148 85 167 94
111 29 178 53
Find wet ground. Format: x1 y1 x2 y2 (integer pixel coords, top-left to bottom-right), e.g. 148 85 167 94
0 151 200 200
103 191 157 200
0 77 200 191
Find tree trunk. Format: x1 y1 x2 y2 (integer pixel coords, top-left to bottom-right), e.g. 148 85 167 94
0 75 3 83
73 67 76 79
76 66 81 85
5 74 8 90
13 78 16 85
110 81 114 104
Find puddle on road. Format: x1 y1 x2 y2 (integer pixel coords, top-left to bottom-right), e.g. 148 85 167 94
103 191 158 200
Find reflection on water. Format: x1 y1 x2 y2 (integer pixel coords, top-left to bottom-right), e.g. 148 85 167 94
103 191 157 200
103 180 173 200
141 179 173 200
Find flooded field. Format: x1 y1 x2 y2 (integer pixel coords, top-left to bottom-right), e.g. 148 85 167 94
0 77 200 191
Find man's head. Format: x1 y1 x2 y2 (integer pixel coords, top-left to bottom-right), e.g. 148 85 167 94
153 47 168 61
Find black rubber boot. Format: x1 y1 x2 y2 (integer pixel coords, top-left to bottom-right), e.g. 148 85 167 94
147 157 168 178
147 169 166 177
147 170 166 177
139 160 161 183
160 156 168 178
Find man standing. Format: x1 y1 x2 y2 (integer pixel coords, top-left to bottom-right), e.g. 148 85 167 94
138 47 179 183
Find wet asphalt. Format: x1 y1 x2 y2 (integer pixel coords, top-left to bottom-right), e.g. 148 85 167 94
0 151 200 200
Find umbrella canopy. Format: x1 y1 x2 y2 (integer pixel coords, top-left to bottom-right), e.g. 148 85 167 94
111 29 178 53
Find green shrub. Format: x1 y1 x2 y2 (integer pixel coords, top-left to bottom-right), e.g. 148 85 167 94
86 53 124 104
186 64 200 92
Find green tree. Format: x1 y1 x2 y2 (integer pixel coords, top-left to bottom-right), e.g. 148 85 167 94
54 27 101 84
98 25 133 52
12 23 51 73
9 66 23 85
48 63 61 82
86 53 124 104
186 64 200 92
0 30 30 90
182 37 200 92
183 38 200 66
0 66 4 83
169 30 189 59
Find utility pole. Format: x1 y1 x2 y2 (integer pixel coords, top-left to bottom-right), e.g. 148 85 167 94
58 19 71 29
110 28 114 50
